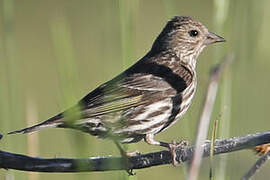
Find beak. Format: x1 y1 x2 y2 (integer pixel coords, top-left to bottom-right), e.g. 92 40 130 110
204 31 226 45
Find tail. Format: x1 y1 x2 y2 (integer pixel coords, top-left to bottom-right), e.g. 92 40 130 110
8 114 63 135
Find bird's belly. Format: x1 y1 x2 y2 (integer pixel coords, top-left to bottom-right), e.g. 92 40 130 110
157 81 197 132
113 99 173 137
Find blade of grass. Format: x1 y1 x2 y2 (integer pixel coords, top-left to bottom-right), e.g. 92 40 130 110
50 12 89 163
119 0 139 179
1 1 26 179
213 0 231 179
209 116 219 180
188 55 234 180
26 97 40 180
50 15 79 108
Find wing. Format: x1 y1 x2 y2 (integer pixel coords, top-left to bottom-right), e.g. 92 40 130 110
78 72 175 120
78 55 193 117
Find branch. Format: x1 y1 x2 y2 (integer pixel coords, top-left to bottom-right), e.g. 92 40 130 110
242 150 270 180
0 131 270 172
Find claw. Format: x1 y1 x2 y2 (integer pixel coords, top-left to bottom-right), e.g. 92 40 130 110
168 140 189 166
114 141 139 175
127 168 136 176
121 151 138 175
144 134 189 166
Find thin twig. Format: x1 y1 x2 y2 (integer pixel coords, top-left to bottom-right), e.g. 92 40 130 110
0 130 270 173
242 151 270 180
209 118 219 179
189 54 234 180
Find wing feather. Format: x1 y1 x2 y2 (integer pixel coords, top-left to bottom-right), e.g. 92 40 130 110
79 73 174 118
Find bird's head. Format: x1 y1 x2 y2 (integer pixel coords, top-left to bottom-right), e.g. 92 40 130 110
151 16 225 67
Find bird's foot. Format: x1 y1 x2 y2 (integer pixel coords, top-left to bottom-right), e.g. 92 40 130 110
121 150 141 175
168 140 189 166
114 142 140 175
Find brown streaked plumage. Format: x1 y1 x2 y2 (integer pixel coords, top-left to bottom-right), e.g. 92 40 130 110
8 16 225 162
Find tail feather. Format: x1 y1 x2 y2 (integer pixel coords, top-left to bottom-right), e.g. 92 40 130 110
8 114 63 135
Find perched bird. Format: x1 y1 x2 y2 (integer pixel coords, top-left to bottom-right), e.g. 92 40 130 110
9 16 225 163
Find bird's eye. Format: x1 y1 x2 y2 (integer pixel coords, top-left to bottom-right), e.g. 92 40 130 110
188 30 199 37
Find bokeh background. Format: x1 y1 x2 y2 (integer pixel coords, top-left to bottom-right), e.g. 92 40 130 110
0 0 270 180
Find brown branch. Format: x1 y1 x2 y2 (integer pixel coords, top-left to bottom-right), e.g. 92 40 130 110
0 131 270 172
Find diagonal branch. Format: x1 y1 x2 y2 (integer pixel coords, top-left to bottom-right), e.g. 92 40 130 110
0 130 270 172
242 150 270 180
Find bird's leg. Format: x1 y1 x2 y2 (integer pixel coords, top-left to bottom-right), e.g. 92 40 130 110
144 134 189 166
114 141 140 175
144 134 170 147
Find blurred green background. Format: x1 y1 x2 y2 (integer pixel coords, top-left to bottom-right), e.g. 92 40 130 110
0 0 270 180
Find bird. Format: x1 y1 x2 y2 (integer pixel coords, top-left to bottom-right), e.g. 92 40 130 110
8 16 225 164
